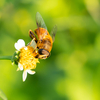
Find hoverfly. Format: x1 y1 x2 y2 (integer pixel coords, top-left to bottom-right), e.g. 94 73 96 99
29 12 57 59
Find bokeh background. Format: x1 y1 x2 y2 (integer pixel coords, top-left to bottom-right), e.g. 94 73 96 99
0 0 100 100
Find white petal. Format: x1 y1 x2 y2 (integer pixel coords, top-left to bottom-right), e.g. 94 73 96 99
27 70 36 75
14 43 20 50
18 63 23 71
14 39 25 50
23 70 27 82
17 39 25 46
29 39 36 48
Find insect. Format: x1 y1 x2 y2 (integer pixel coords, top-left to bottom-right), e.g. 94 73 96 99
29 12 57 59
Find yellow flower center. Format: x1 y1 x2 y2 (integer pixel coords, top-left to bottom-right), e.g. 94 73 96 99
19 46 39 70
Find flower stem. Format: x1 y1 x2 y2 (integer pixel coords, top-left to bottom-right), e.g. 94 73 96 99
0 56 12 60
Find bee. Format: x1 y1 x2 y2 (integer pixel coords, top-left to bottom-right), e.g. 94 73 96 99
29 12 57 59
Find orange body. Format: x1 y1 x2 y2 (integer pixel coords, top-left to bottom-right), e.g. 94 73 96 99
34 28 53 52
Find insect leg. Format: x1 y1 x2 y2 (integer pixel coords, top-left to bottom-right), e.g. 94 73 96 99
29 30 38 43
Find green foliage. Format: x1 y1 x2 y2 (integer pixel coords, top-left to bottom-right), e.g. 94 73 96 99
0 0 100 100
11 51 20 65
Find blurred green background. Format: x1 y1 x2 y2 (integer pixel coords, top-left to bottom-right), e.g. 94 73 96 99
0 0 100 100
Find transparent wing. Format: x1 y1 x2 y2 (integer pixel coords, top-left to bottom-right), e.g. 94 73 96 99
36 12 47 29
50 25 57 42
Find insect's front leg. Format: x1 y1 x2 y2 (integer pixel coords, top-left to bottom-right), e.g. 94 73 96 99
29 30 38 43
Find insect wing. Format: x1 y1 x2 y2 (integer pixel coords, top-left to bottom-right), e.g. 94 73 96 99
50 25 57 42
36 12 47 29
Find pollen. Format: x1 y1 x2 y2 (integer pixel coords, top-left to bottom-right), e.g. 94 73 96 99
19 46 39 70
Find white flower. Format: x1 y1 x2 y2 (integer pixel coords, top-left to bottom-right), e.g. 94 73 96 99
23 70 36 82
14 39 39 82
14 39 25 51
17 63 36 82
